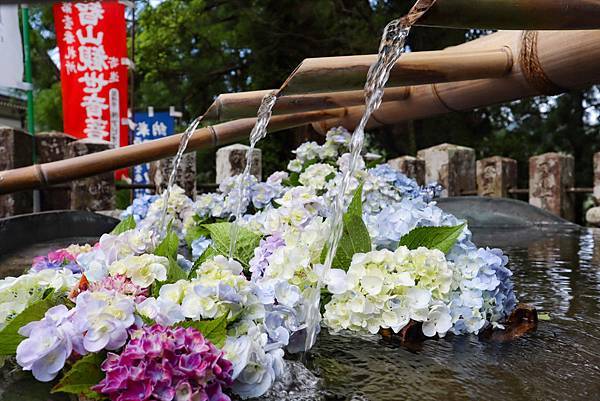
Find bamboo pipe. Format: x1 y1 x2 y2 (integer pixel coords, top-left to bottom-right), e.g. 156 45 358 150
279 48 513 95
204 87 411 121
416 0 600 30
0 108 350 195
312 29 600 133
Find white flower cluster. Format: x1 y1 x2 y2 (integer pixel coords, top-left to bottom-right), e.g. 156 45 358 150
76 226 156 282
108 254 169 288
323 247 454 336
0 269 79 330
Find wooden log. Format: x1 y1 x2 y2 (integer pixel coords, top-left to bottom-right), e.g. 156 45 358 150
313 30 600 133
417 0 600 30
280 48 513 95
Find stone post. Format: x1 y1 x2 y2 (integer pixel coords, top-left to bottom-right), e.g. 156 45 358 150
593 152 600 203
0 126 33 217
417 143 476 197
67 139 116 211
388 156 426 185
529 152 575 220
149 152 197 199
215 144 261 184
36 131 76 210
476 156 518 198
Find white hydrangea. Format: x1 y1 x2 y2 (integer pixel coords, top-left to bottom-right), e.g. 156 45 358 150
324 247 454 337
0 269 79 329
181 256 262 321
108 254 169 288
298 163 336 191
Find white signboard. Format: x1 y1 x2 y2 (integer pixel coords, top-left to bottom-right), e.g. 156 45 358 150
0 5 24 89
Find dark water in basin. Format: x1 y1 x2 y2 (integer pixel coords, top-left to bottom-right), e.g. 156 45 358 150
1 227 599 400
305 227 600 401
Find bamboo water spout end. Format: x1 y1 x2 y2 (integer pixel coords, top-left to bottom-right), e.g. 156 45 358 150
416 0 600 30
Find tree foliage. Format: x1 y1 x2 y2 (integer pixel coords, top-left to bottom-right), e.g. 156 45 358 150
26 1 599 196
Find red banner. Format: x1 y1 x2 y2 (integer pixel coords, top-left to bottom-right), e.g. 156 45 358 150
53 1 129 160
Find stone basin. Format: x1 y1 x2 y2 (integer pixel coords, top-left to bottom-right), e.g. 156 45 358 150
1 199 598 401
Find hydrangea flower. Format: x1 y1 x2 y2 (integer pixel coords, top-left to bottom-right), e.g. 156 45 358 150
182 256 261 321
88 274 149 303
30 249 80 273
93 324 233 401
249 234 285 281
223 323 285 399
299 163 336 191
0 269 79 330
16 305 76 382
71 290 136 353
108 254 169 288
120 194 159 222
324 247 454 336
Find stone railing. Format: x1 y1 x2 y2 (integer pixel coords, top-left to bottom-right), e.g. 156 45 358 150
1 126 596 224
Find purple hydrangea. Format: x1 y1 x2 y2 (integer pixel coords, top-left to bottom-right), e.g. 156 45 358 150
249 234 285 281
93 324 233 401
16 305 75 382
31 249 80 274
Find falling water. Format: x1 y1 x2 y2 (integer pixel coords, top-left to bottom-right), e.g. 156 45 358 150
304 19 412 350
157 116 204 236
228 91 278 258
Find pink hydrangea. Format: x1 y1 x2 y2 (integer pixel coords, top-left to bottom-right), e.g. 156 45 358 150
31 249 80 273
93 324 233 401
88 274 149 303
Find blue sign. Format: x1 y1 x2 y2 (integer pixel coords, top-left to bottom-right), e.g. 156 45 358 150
131 111 176 197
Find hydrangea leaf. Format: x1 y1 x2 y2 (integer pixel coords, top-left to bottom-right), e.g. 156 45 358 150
154 229 179 260
320 183 372 270
0 297 59 355
110 215 136 235
189 246 220 277
176 314 228 348
185 223 210 248
398 223 467 254
51 352 105 399
202 222 262 268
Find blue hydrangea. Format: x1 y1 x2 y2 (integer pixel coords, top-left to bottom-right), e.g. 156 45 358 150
120 194 159 222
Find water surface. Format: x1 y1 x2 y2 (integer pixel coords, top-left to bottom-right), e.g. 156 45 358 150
302 227 600 401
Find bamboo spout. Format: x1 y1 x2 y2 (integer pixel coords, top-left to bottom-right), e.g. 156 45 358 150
416 0 600 30
280 48 513 95
204 87 411 121
313 30 600 132
0 108 349 195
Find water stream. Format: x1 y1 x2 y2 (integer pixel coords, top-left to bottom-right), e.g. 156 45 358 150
304 19 412 350
228 91 278 258
157 116 203 237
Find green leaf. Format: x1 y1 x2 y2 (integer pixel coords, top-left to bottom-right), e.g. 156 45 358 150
0 297 59 355
110 215 136 235
185 223 210 248
538 312 551 321
189 246 220 277
152 256 188 297
154 229 179 259
320 184 371 270
202 222 262 268
398 223 467 254
51 353 105 399
176 314 228 348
